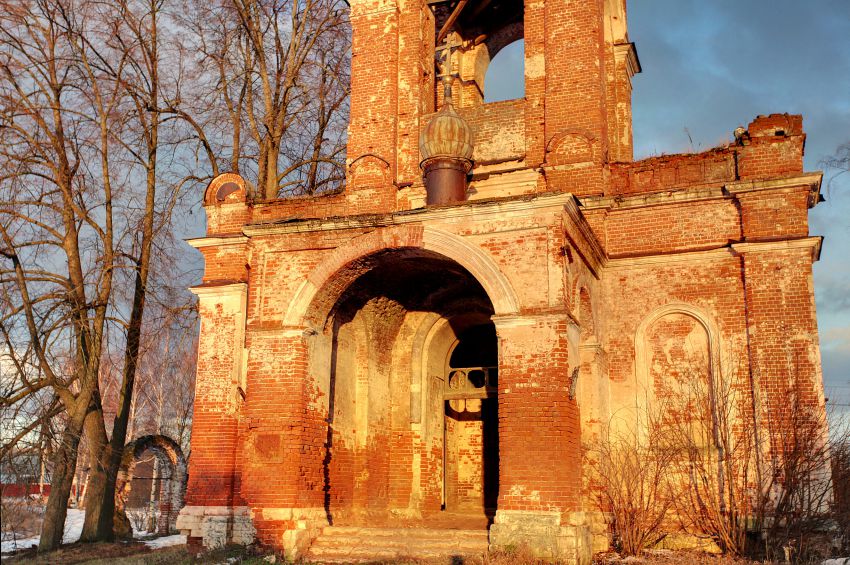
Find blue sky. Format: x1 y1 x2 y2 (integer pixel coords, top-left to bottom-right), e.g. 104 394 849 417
485 1 850 410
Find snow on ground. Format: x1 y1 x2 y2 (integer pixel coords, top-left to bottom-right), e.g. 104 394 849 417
0 508 186 554
0 508 85 553
142 534 187 549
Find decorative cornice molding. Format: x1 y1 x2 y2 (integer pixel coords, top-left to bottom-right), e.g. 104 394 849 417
731 236 822 262
606 246 736 269
242 192 575 236
186 235 249 249
724 172 823 209
580 186 726 212
614 42 641 78
605 236 823 269
491 311 574 330
724 172 822 196
189 282 248 298
579 172 822 213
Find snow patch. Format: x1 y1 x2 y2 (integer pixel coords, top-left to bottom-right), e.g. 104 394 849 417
1 508 186 554
0 508 85 553
143 534 186 549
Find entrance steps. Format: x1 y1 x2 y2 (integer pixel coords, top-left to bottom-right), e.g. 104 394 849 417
304 526 490 563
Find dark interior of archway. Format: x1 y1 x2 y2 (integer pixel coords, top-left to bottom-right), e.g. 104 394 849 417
450 323 497 368
445 322 499 518
322 249 499 526
330 249 494 324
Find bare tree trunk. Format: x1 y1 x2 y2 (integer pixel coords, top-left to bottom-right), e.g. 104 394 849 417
39 409 87 551
147 456 160 533
80 402 109 541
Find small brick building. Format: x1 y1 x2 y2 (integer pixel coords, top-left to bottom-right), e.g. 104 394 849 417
176 0 827 562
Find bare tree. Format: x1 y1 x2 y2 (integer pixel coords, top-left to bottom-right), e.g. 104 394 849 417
0 0 123 549
0 0 193 549
182 0 350 199
2 0 350 551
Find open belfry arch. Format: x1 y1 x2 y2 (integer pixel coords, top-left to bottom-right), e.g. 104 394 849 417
177 0 828 562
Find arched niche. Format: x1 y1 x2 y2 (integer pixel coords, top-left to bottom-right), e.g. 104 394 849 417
633 304 722 443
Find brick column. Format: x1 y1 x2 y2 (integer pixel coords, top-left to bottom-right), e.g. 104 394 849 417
489 314 591 564
733 239 826 451
177 283 255 549
345 0 400 213
239 327 328 558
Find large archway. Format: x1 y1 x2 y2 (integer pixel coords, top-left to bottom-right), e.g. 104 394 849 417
307 247 500 528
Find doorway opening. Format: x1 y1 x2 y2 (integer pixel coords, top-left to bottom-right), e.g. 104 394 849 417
443 323 499 523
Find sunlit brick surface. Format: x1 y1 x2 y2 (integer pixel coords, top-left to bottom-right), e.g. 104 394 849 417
179 1 827 562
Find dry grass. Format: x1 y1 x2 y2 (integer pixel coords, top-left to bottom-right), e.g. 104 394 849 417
0 542 824 565
593 550 765 565
1 497 45 543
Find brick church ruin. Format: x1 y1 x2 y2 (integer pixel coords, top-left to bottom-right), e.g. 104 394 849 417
176 0 828 562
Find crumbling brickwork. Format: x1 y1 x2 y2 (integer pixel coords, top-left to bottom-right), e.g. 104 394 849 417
177 0 827 562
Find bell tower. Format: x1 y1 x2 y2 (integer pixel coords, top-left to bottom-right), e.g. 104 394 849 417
344 0 640 211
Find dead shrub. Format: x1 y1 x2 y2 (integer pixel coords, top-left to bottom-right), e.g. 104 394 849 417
0 496 44 544
586 416 676 557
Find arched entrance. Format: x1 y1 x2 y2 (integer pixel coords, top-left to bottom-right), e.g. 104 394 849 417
114 435 188 538
307 247 500 528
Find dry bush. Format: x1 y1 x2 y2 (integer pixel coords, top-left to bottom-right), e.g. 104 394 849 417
125 507 151 534
586 415 676 556
661 362 844 562
0 496 44 543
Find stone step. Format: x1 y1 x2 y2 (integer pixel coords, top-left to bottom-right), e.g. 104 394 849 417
320 526 489 539
305 527 489 563
306 547 486 564
311 538 488 553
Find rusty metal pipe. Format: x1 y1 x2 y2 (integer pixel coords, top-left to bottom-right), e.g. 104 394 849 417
422 157 471 205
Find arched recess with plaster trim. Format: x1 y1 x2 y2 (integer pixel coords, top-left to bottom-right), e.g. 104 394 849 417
285 225 521 329
633 303 722 438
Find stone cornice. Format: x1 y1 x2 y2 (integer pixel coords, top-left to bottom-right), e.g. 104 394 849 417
242 192 575 236
724 172 823 208
614 41 641 78
189 282 248 298
605 236 823 269
579 172 822 212
186 235 249 249
606 246 735 269
491 311 576 329
731 236 822 262
580 186 726 211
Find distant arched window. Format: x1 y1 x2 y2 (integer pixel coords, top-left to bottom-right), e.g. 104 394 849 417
484 39 525 103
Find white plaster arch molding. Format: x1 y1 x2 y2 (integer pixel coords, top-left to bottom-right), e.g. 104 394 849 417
630 303 723 442
283 225 521 327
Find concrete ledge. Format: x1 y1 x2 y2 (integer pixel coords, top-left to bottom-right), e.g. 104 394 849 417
489 510 592 564
260 506 329 559
176 505 255 549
